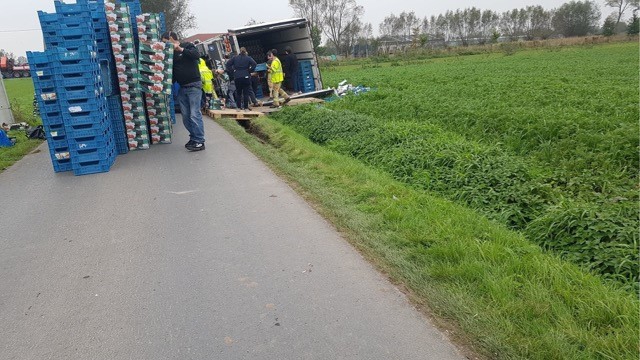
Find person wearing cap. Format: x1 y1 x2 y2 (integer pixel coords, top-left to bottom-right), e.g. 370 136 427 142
162 31 206 151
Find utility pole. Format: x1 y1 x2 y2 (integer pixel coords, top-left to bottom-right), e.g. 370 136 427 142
0 72 15 125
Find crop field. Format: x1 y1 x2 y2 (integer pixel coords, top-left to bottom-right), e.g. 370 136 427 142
273 42 639 291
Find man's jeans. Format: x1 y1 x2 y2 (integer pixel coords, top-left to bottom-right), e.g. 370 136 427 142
177 86 205 143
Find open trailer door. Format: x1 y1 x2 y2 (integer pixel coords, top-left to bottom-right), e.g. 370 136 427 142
228 18 323 93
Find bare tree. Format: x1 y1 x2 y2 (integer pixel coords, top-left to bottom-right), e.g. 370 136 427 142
140 0 196 37
522 6 554 40
343 17 363 56
449 8 481 46
289 0 328 29
379 14 398 37
478 10 500 44
399 11 420 39
501 8 527 41
605 0 640 25
323 0 364 56
434 13 451 41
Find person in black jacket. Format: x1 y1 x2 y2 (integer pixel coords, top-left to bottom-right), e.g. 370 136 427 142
225 47 257 112
283 46 299 93
162 31 205 151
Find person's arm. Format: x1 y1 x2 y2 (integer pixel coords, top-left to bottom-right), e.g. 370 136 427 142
249 58 257 73
178 42 201 60
225 58 234 74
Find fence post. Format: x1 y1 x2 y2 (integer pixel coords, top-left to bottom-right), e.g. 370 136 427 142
0 72 15 125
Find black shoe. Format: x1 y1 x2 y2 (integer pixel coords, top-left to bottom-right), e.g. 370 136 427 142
185 140 196 148
186 142 205 151
283 97 291 104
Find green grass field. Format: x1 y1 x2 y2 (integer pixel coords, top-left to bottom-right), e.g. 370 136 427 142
215 41 640 359
0 78 42 171
276 42 639 291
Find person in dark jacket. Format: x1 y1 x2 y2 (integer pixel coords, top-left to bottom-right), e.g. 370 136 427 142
282 46 299 93
225 47 257 111
162 31 205 151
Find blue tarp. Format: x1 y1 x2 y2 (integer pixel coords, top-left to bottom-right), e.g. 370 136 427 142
0 129 13 147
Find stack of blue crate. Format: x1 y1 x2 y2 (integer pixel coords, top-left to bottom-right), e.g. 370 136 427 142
54 46 116 176
297 60 315 93
31 0 117 175
28 51 72 173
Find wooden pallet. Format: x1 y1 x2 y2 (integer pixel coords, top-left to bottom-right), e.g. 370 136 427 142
206 109 265 120
205 97 325 119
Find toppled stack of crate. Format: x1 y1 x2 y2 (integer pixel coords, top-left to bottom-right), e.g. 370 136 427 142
29 0 117 175
105 1 149 150
297 60 315 93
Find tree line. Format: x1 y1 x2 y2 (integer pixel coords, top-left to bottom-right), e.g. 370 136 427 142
137 0 638 57
289 0 639 56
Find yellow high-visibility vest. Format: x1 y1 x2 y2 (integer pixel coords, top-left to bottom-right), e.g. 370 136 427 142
199 59 213 94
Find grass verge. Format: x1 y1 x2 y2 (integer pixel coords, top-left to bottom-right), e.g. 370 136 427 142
216 117 639 360
1 78 43 172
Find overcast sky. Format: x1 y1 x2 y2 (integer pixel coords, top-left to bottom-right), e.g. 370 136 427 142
0 0 615 58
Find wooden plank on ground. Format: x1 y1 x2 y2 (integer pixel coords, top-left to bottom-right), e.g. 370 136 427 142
206 109 265 120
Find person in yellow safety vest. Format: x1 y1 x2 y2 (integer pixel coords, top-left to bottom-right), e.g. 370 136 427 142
198 58 214 109
266 49 290 108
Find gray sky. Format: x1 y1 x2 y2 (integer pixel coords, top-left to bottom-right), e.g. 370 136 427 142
0 0 615 58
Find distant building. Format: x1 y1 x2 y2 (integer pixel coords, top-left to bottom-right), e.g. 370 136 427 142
183 33 225 44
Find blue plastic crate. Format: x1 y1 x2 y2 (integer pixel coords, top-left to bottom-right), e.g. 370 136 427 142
27 51 52 65
48 38 98 51
48 138 70 151
53 61 100 76
99 60 116 95
32 76 56 91
53 46 97 61
44 123 66 139
59 88 103 102
54 71 102 88
59 97 107 113
52 158 74 173
36 99 61 114
37 11 58 27
54 1 91 15
70 139 115 163
72 155 115 176
57 14 93 27
62 107 108 126
41 114 65 129
65 120 110 139
68 134 113 154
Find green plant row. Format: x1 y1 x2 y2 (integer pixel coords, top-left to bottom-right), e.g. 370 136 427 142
271 105 639 291
218 117 640 360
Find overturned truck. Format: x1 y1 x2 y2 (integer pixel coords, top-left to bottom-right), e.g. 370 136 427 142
196 18 323 98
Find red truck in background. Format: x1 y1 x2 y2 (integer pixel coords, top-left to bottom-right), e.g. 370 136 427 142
1 56 30 78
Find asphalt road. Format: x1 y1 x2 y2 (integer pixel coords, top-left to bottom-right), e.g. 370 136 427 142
0 116 466 360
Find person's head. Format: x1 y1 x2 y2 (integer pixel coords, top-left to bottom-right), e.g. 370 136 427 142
161 31 179 43
285 46 292 54
239 47 248 55
270 48 278 56
266 50 274 61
